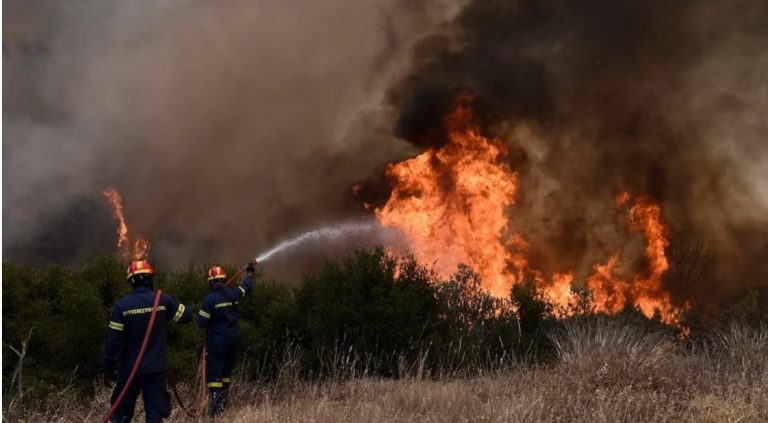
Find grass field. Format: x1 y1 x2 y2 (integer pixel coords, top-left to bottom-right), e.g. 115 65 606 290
12 319 767 422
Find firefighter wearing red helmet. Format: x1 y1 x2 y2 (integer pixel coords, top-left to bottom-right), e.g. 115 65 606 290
102 260 192 423
196 260 255 417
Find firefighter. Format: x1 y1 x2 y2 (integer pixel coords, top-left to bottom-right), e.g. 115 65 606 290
196 260 255 417
102 260 193 423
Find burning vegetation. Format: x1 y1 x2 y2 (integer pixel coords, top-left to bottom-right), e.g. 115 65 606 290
102 187 150 261
373 99 683 323
376 100 520 298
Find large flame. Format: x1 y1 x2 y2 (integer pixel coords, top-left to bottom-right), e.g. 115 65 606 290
102 187 150 261
375 101 681 323
376 103 522 297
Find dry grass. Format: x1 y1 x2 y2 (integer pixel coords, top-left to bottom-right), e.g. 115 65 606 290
11 320 767 423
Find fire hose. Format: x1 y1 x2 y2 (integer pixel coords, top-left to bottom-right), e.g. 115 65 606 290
102 264 254 421
167 347 207 417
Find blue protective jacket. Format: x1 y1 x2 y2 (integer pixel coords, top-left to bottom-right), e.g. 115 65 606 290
196 273 253 346
102 286 192 375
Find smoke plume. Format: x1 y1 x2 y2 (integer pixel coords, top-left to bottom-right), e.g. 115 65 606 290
5 0 768 298
3 0 441 268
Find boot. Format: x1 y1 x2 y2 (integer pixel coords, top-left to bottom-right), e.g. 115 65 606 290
208 388 225 418
221 385 230 412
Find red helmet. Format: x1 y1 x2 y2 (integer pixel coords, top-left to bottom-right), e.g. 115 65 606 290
127 260 155 280
207 265 227 282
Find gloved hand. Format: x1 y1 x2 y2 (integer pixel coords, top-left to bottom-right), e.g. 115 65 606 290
246 259 257 274
102 368 116 388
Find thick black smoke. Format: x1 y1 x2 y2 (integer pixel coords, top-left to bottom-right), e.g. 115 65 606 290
386 0 768 299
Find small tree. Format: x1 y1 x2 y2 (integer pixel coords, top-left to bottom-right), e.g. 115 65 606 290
567 285 596 317
666 231 714 300
434 265 518 372
511 280 556 359
437 265 504 336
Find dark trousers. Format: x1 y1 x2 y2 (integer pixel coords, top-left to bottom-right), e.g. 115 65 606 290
206 343 237 417
110 371 171 423
206 343 237 388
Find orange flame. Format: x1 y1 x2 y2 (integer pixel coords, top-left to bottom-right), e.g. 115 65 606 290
102 187 150 261
545 271 575 310
587 254 628 314
586 193 679 323
627 194 675 320
374 100 684 324
102 187 129 251
376 103 522 297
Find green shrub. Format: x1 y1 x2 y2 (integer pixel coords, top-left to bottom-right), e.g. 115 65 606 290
294 248 443 377
510 280 557 360
238 279 297 380
2 260 112 397
435 265 519 372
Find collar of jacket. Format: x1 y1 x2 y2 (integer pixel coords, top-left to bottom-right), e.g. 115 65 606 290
132 286 153 293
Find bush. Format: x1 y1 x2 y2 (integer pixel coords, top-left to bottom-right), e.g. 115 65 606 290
294 248 442 377
435 265 519 372
550 317 682 390
238 279 296 380
510 280 557 360
2 259 113 398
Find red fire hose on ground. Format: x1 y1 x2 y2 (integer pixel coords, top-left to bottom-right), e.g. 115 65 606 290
168 345 208 417
103 264 252 421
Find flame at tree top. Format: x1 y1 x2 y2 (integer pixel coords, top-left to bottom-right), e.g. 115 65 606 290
102 187 129 251
375 100 682 324
102 187 150 261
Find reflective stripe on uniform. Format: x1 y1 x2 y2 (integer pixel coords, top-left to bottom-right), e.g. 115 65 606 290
199 310 211 319
214 302 233 309
222 377 232 384
108 321 124 331
173 304 186 322
122 306 166 316
207 381 223 388
238 286 246 296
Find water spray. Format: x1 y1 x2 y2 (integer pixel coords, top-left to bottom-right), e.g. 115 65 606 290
254 221 385 263
219 221 395 285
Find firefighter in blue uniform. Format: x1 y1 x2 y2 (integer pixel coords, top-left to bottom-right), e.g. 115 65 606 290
196 260 255 417
102 260 193 423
